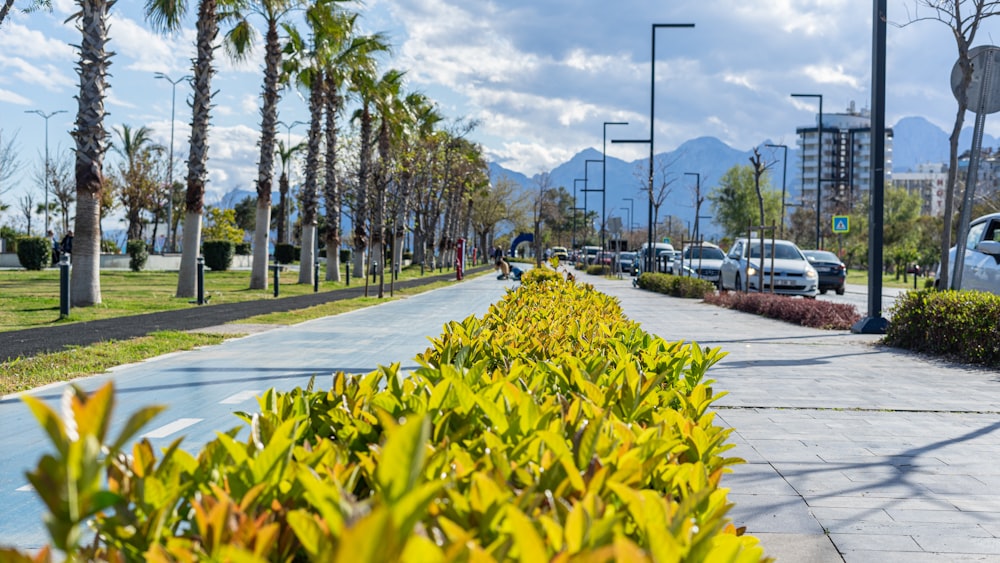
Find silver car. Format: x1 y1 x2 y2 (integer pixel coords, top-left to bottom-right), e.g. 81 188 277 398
720 237 819 297
677 243 726 288
938 212 1000 294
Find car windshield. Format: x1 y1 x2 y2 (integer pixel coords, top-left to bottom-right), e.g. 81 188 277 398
805 251 839 262
747 242 802 260
684 247 725 260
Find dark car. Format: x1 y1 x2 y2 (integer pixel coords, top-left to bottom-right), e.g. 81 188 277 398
802 250 846 295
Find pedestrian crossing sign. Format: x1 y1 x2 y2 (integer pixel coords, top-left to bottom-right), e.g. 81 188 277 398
832 215 849 233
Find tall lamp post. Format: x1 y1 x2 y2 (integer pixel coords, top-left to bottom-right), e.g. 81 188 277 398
583 158 604 244
602 121 628 252
613 23 695 273
683 172 701 241
573 178 586 248
764 143 788 237
791 93 823 248
619 207 631 245
25 109 66 235
155 72 191 253
623 197 634 234
277 120 305 243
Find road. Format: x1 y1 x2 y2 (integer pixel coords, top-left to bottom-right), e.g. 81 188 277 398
0 274 516 551
816 282 911 319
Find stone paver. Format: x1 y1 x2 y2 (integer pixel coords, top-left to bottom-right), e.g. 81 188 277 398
586 274 1000 562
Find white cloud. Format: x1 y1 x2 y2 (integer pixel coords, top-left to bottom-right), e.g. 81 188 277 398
0 88 31 105
0 57 75 91
802 64 863 89
0 22 75 60
109 14 192 74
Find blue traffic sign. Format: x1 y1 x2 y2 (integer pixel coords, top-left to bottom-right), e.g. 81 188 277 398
832 215 849 234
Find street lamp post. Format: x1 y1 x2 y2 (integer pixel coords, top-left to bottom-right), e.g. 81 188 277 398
684 172 701 242
791 93 823 248
583 158 604 244
623 197 634 235
25 109 66 234
612 23 695 273
602 121 628 252
277 120 305 243
573 178 586 249
764 143 788 237
155 73 191 253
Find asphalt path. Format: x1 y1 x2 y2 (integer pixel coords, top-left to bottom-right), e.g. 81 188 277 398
0 268 516 550
0 267 482 364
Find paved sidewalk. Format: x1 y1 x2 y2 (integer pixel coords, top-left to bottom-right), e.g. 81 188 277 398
585 273 1000 562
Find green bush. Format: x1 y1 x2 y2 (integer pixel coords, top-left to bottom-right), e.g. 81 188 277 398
275 243 298 264
202 240 235 271
10 278 768 562
586 264 611 275
235 241 251 256
101 239 120 254
885 289 1000 366
339 248 351 264
518 266 562 284
637 272 716 299
126 239 148 272
16 236 50 270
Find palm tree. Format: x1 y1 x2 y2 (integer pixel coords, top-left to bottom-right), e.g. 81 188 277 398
320 19 388 282
146 0 240 298
369 69 406 297
275 138 303 245
110 124 163 241
67 0 113 307
0 0 50 29
228 0 302 290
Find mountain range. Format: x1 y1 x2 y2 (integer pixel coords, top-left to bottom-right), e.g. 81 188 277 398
489 116 1000 239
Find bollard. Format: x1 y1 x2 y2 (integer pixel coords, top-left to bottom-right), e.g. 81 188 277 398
59 254 70 318
314 258 320 293
196 256 205 305
272 259 280 298
346 262 350 286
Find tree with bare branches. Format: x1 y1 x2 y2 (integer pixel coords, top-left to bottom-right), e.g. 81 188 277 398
907 0 1000 290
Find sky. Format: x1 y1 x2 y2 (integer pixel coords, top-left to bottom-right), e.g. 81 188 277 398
1 0 997 231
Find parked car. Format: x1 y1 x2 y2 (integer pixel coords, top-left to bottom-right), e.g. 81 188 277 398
550 246 569 261
637 242 675 272
617 251 638 274
937 212 1000 294
802 250 846 295
676 243 726 288
720 237 818 297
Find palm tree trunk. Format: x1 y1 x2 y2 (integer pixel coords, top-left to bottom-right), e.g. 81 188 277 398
70 0 112 307
298 71 323 286
177 0 218 298
324 83 342 282
250 18 281 290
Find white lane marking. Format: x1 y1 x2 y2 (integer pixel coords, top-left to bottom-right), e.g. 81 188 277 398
16 484 33 492
142 418 202 439
220 390 261 405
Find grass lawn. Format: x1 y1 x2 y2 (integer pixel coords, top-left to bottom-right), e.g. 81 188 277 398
846 269 933 290
0 262 463 332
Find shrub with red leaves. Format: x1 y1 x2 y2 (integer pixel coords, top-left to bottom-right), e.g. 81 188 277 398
703 291 861 330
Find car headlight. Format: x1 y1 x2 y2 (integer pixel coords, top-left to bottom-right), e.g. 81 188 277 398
805 267 818 279
745 265 757 277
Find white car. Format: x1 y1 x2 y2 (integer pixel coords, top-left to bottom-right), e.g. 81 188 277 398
938 213 1000 294
720 237 818 297
676 243 726 287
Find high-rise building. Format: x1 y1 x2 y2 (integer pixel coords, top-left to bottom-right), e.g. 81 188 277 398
892 163 948 216
795 101 894 225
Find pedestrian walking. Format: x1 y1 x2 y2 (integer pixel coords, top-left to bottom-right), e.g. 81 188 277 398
60 230 73 259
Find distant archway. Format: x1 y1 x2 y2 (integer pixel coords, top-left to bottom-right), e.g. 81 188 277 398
509 232 534 257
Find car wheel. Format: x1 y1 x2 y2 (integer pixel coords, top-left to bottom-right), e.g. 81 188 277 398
820 288 828 295
735 274 742 292
836 286 845 295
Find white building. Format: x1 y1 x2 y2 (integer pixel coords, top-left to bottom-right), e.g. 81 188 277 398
795 101 894 232
892 163 948 216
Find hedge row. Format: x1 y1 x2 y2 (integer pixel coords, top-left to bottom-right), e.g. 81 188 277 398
885 289 1000 366
3 276 767 562
636 272 717 299
704 291 861 330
